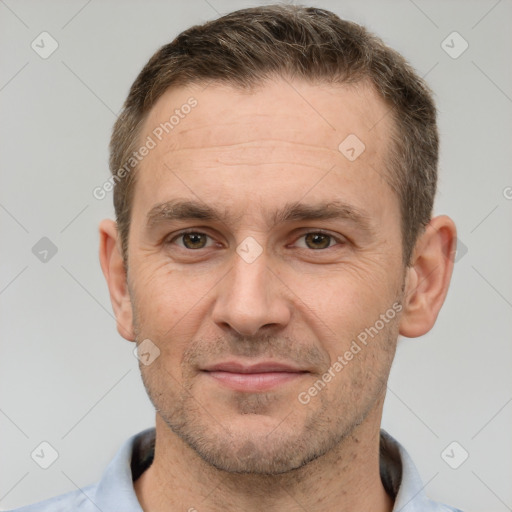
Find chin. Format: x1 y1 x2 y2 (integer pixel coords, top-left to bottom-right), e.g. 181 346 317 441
183 428 318 474
162 403 338 475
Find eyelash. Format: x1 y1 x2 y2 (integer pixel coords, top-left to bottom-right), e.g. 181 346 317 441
166 229 346 251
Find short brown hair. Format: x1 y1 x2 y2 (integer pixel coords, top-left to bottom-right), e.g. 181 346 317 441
109 4 438 266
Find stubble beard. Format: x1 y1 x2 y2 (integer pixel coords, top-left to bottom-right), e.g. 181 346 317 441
136 326 398 476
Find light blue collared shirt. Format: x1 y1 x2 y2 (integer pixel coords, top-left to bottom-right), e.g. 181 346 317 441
10 428 464 511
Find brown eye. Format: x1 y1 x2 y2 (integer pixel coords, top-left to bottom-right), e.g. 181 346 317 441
292 231 346 251
182 233 208 249
304 232 333 250
170 232 212 249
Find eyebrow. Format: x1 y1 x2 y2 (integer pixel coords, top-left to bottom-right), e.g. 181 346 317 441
146 198 374 233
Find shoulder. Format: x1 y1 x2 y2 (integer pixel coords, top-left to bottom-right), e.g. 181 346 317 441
7 483 97 512
6 429 155 512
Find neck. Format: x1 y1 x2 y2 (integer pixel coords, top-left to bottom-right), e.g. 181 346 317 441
134 401 394 512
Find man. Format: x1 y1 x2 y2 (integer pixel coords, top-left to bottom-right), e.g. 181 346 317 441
12 4 463 512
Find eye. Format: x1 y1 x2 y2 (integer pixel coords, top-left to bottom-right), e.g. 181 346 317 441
166 229 346 252
293 231 345 250
169 231 216 250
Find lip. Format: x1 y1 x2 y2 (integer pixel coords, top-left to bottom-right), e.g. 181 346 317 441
201 361 309 392
202 361 305 373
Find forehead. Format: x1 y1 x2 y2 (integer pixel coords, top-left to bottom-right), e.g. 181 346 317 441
133 77 397 223
142 77 392 159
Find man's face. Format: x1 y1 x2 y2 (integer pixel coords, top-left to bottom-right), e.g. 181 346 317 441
126 78 405 474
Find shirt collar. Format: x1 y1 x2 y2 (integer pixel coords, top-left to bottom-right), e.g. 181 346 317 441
380 429 441 511
93 427 441 511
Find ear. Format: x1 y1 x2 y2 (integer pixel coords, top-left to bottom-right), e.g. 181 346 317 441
98 219 135 341
399 215 457 338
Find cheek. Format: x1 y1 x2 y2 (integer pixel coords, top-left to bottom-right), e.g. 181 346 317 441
129 262 215 353
296 262 397 319
290 264 401 359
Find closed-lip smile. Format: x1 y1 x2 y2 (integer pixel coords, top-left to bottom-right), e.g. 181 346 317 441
201 360 309 392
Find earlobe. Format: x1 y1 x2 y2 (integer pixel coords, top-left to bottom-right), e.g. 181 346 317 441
98 219 136 342
399 215 457 338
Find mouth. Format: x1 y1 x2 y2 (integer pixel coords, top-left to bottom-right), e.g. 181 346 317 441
200 361 310 392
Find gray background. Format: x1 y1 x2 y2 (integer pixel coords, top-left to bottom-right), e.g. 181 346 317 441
1 0 511 510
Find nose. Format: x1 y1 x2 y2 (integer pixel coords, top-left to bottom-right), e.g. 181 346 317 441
211 244 292 337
